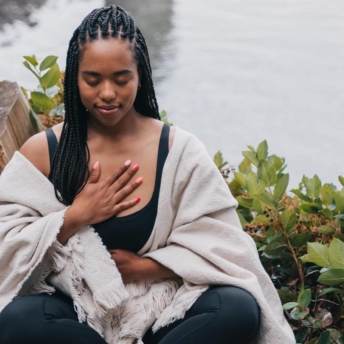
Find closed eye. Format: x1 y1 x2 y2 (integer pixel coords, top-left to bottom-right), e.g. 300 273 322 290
116 80 129 86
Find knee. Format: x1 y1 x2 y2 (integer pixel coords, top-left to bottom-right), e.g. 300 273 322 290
212 286 260 335
0 295 44 343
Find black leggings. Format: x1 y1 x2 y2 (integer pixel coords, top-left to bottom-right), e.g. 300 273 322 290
0 286 260 344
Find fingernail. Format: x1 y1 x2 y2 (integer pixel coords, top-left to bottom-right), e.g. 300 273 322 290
93 161 99 169
136 177 143 184
132 164 139 171
135 197 141 203
124 160 131 166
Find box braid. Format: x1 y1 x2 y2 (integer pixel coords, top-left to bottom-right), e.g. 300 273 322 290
50 5 160 205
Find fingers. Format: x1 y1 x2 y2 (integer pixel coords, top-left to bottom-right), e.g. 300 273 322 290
88 161 100 184
113 196 142 215
109 163 141 193
104 160 132 186
112 176 143 204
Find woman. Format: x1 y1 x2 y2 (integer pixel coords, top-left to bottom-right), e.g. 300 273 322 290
0 5 295 344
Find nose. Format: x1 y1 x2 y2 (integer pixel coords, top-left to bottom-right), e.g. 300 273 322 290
99 81 116 102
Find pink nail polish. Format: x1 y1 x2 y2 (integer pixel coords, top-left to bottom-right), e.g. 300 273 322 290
135 197 141 203
124 160 131 166
132 164 139 171
93 161 99 169
136 177 143 184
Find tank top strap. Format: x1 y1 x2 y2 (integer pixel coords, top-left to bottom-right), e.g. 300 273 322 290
45 128 58 169
153 123 170 195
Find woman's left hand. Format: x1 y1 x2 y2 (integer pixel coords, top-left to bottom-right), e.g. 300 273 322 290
109 249 180 284
108 249 145 283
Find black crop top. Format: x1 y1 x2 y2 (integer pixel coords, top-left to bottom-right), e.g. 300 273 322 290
46 124 170 252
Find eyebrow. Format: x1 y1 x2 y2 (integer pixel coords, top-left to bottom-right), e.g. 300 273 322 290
81 70 133 77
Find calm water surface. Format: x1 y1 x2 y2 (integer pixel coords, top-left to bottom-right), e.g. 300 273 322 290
1 0 344 187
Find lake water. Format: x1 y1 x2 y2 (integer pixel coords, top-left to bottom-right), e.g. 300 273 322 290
1 0 344 188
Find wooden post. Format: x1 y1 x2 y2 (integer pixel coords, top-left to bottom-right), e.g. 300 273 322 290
0 81 39 173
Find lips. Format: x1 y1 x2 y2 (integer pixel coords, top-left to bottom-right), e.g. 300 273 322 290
95 105 120 116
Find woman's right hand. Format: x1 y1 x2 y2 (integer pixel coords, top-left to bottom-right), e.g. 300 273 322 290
70 160 143 226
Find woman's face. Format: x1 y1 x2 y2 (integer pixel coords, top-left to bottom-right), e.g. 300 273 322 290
77 38 139 127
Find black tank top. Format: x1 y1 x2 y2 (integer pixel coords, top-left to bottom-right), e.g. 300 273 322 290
46 124 170 252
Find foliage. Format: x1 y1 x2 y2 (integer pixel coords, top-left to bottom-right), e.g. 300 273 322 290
21 55 65 128
215 141 344 343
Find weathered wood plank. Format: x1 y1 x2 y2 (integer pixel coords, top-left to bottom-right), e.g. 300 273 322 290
0 80 39 172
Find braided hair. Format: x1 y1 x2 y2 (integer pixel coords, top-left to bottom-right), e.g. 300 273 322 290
49 5 160 205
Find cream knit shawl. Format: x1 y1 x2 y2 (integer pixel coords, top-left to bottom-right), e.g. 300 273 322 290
0 127 295 344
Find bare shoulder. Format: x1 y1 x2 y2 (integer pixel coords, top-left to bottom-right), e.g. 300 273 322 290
19 122 64 177
19 131 50 177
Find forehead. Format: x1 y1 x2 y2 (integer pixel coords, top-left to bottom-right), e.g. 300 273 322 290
79 38 136 71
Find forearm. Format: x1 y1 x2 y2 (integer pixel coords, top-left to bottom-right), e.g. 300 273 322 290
137 257 179 280
57 206 86 245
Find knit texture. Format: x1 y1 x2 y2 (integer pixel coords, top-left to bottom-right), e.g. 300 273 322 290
0 127 295 343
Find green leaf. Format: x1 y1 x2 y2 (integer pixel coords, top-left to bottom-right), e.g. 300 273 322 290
295 328 309 343
40 64 60 90
318 269 344 286
237 212 247 227
254 191 278 210
242 151 259 167
256 140 268 161
334 232 344 242
339 176 344 187
50 103 65 117
303 242 330 267
329 238 344 269
290 232 311 247
298 288 311 307
267 155 283 171
281 210 297 233
23 55 38 66
277 290 298 304
23 61 40 79
273 174 289 201
291 189 312 203
317 225 335 235
29 108 44 132
258 160 277 188
303 175 322 200
332 191 344 213
321 209 333 219
320 186 334 207
301 203 322 214
282 302 298 310
238 157 251 174
39 55 58 71
290 309 309 320
328 328 344 343
236 196 253 209
317 331 331 344
234 172 247 187
246 172 264 197
214 151 224 169
252 199 263 214
252 215 272 225
318 287 343 297
264 234 287 251
30 92 55 111
247 145 256 154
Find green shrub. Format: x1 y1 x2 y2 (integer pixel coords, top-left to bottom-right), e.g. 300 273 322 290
21 55 64 129
214 142 344 343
